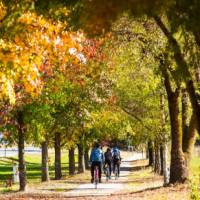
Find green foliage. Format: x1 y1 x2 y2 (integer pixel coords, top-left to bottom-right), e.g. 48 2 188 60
190 176 200 200
100 15 170 146
86 108 133 142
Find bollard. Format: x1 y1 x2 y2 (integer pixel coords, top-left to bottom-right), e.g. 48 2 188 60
13 163 19 183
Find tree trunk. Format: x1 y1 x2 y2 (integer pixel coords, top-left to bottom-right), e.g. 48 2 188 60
161 67 188 183
154 15 200 137
182 89 196 167
160 93 168 180
78 144 85 173
69 147 76 175
17 111 26 191
183 113 196 167
152 144 155 168
54 132 62 180
41 141 49 182
168 91 188 183
182 89 190 151
163 141 169 185
186 79 200 135
160 145 164 175
154 141 161 174
148 141 154 166
84 146 90 170
182 68 199 163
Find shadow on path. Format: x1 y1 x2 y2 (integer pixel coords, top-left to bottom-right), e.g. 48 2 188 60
120 165 149 172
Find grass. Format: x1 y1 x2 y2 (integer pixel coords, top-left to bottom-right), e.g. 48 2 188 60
189 155 200 199
125 155 200 194
1 150 200 197
0 150 78 192
190 156 200 177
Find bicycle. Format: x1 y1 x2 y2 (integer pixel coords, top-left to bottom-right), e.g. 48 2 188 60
114 164 119 180
113 160 120 180
94 165 99 189
104 163 110 182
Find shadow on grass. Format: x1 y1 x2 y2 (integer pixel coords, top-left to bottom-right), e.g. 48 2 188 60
0 161 70 178
0 185 19 194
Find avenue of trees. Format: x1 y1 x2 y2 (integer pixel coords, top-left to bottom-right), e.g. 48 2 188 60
0 0 200 191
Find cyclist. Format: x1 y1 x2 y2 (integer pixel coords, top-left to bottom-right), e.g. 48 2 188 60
90 143 104 183
112 146 121 176
104 147 112 179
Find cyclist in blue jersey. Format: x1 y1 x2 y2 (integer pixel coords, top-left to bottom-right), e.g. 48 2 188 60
90 143 104 183
112 146 121 176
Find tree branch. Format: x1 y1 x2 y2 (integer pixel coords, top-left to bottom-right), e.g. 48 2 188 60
121 106 152 131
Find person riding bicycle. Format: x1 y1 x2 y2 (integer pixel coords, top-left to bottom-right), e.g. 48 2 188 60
90 143 104 183
104 147 112 179
112 146 121 176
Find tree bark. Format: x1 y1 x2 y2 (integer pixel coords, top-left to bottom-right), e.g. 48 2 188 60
69 147 76 175
160 145 164 175
154 15 200 136
17 111 26 191
186 79 200 134
183 113 196 166
78 144 85 173
148 141 154 166
182 89 196 167
182 89 190 151
41 141 49 182
169 90 188 183
160 93 168 181
182 68 200 162
161 68 188 183
84 146 90 170
154 141 161 174
54 132 62 180
163 141 169 185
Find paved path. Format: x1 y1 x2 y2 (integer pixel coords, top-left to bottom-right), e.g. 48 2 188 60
0 147 41 157
65 152 144 197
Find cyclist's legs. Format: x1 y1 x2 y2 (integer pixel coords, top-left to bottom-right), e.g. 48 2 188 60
117 161 120 175
91 161 100 180
113 160 120 174
108 160 112 176
105 160 111 176
113 160 117 173
91 162 95 181
98 162 102 180
104 160 108 173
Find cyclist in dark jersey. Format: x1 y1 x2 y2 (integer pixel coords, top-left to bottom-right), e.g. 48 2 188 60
104 147 112 179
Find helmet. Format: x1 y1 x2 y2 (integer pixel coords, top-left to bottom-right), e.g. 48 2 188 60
94 143 100 148
107 147 111 151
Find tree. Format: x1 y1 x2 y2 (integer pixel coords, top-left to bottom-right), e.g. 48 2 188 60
0 2 89 189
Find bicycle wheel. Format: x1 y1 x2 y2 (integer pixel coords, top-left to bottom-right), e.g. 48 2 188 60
106 166 109 182
94 166 99 189
95 179 98 189
115 164 118 180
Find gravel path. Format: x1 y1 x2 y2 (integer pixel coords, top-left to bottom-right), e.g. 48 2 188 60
0 151 166 200
64 152 144 197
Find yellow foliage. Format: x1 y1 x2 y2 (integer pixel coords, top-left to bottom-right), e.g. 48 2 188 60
0 73 15 104
0 9 87 105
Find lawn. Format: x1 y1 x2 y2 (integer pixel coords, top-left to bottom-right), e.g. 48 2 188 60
190 156 200 177
0 150 78 192
0 150 200 195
